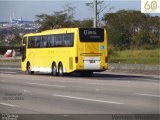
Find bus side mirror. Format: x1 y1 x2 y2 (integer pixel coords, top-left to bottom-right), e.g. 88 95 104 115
22 44 26 47
21 44 26 54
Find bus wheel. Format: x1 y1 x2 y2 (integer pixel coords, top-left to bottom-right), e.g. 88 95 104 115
52 63 57 76
27 63 34 74
58 63 63 76
80 71 93 77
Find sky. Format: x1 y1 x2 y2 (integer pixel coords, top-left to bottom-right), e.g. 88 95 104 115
0 0 157 22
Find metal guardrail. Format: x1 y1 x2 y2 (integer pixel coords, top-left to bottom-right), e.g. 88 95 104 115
0 57 21 67
0 56 21 60
109 63 160 71
108 63 160 75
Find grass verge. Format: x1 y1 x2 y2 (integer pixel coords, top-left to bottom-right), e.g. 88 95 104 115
109 49 160 64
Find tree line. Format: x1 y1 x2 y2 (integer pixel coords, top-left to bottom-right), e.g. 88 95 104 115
103 10 160 50
0 28 35 47
36 9 159 50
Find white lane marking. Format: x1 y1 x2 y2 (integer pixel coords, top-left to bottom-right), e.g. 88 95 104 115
96 89 100 91
135 93 160 98
0 103 19 107
132 78 158 81
23 90 31 93
1 80 5 82
87 83 131 87
25 82 65 88
63 115 69 117
53 94 124 105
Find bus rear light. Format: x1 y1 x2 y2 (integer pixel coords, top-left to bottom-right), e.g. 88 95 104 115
105 56 108 63
75 57 78 63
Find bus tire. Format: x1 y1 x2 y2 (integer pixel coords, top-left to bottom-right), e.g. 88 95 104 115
27 62 34 75
52 63 57 76
58 63 63 76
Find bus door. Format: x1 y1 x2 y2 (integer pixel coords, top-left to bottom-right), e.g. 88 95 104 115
78 28 104 70
22 37 27 62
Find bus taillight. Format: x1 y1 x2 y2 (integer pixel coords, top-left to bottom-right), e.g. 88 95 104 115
105 56 108 63
75 57 78 63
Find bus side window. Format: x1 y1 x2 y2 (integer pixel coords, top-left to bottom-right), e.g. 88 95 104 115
41 36 48 48
28 37 35 48
64 34 69 46
47 36 51 47
64 33 74 47
55 34 63 47
35 36 41 48
49 35 55 47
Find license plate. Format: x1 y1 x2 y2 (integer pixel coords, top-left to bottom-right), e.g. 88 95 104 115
90 60 95 63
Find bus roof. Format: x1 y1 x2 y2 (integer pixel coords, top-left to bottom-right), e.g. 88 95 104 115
23 28 79 37
23 28 105 37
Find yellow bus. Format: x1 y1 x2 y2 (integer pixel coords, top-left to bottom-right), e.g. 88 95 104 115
21 28 108 76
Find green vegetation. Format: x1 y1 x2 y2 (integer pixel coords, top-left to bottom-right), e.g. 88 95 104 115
103 10 160 50
109 49 160 64
0 27 24 47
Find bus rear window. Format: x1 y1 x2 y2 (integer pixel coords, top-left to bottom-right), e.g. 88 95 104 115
79 28 104 42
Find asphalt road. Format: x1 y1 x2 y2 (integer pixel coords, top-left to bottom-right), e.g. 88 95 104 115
0 68 159 120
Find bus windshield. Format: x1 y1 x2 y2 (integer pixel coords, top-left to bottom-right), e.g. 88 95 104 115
79 28 104 42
